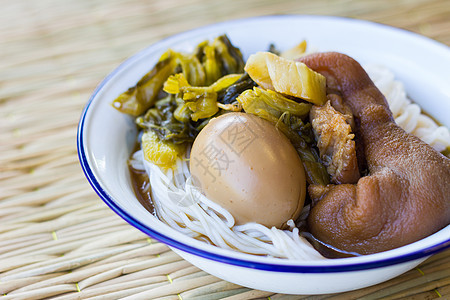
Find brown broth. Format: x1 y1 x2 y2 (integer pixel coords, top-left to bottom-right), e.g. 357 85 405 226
128 163 155 215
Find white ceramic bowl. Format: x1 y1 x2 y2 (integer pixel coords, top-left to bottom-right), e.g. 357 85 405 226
78 15 450 295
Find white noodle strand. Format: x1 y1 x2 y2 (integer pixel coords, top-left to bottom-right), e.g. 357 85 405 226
365 64 450 152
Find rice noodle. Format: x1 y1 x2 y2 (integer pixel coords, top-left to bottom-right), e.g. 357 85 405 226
365 64 450 153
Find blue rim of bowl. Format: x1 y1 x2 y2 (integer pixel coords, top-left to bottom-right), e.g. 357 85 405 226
77 15 450 273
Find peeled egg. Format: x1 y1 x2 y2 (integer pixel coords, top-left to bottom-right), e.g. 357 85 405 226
189 112 306 229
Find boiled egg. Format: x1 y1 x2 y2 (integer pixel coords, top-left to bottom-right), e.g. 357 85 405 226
189 112 306 229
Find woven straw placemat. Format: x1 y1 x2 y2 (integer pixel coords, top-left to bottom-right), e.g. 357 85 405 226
1 0 449 299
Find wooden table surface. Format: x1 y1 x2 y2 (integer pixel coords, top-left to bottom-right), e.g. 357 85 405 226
1 0 449 299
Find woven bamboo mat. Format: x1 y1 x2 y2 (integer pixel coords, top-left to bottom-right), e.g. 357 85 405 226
1 0 449 299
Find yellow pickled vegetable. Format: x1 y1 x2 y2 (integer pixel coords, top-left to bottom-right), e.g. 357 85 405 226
175 53 206 86
203 43 222 85
163 73 242 121
237 87 311 122
244 51 327 105
141 130 186 169
280 40 307 60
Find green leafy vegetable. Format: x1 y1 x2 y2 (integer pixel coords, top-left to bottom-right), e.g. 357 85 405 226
218 73 257 104
279 113 330 185
112 34 245 118
112 52 177 116
136 95 200 145
163 73 242 121
214 35 245 75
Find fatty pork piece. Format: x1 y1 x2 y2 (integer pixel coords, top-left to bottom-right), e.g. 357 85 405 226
310 98 360 185
298 52 450 256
